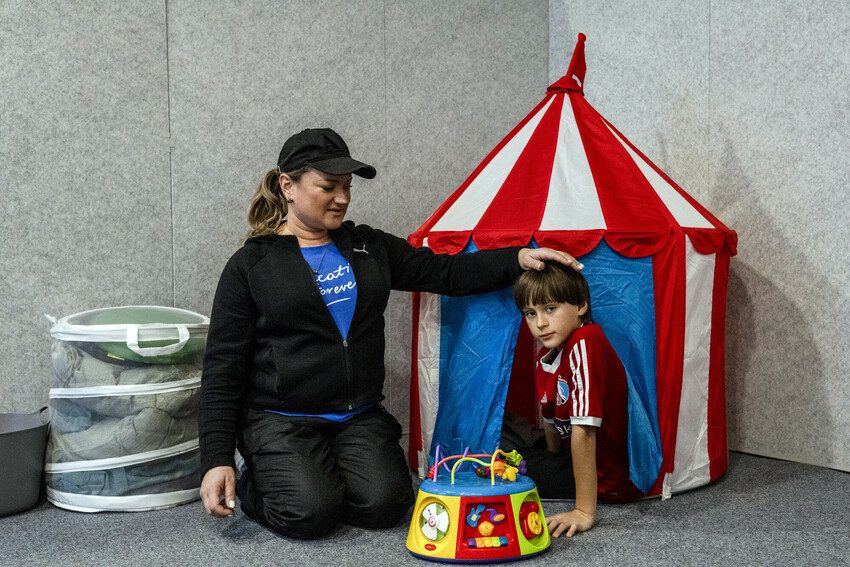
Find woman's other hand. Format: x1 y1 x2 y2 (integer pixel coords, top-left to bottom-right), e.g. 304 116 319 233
518 247 583 271
200 465 237 518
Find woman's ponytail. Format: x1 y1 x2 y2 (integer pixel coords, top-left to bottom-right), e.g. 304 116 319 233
245 169 287 240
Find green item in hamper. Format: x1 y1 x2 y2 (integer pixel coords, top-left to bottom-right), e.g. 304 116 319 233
82 306 206 365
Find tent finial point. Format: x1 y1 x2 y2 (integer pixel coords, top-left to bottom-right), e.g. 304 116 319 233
547 32 587 95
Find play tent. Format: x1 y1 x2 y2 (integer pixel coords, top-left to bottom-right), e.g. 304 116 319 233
407 34 737 497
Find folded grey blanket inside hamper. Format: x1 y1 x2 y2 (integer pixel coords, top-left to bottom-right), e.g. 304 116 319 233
51 341 201 389
48 408 198 463
46 449 200 496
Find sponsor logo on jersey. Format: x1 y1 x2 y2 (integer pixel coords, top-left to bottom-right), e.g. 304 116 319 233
554 417 572 438
556 377 569 406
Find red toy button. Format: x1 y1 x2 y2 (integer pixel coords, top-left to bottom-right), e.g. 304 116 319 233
519 501 543 539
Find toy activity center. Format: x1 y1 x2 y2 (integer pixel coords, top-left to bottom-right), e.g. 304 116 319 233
406 448 550 562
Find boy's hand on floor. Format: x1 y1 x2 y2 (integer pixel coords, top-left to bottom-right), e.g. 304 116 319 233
547 508 595 537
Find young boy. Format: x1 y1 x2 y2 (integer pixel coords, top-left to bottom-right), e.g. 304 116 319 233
512 262 642 537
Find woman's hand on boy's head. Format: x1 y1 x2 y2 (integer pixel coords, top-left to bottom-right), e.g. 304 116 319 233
546 508 596 538
518 247 583 272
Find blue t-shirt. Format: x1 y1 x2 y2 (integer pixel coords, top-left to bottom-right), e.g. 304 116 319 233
268 242 363 422
301 242 357 340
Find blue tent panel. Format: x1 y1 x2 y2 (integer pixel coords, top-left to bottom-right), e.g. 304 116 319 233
431 243 521 458
582 241 662 492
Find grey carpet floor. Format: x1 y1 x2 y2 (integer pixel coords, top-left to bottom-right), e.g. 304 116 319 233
2 452 848 567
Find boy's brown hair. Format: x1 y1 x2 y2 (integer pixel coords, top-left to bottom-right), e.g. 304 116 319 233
513 261 593 324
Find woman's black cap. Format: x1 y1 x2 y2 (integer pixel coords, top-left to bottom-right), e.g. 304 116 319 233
277 128 377 179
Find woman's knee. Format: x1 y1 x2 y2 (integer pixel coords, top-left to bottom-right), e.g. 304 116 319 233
240 466 346 539
262 485 346 539
347 474 414 529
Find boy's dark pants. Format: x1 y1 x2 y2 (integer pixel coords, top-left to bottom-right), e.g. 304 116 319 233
236 405 414 539
500 416 577 499
518 440 577 499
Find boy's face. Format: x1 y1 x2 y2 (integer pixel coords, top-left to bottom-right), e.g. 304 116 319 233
521 301 588 349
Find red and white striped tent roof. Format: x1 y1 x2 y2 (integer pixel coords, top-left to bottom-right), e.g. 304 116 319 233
408 34 738 496
409 34 736 259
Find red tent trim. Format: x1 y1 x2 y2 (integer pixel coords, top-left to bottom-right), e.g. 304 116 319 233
648 234 687 494
708 252 732 481
408 291 423 470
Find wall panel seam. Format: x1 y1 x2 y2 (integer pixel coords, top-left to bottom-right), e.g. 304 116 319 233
165 0 176 308
708 0 712 200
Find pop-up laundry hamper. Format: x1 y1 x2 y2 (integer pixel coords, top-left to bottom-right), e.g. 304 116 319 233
45 306 209 512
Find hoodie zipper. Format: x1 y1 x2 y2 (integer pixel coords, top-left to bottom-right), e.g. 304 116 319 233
342 339 353 410
301 248 355 410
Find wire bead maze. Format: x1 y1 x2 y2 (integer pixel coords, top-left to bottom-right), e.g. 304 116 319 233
428 446 527 485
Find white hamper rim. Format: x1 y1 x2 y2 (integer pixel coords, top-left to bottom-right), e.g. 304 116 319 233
48 376 201 399
45 439 199 473
49 305 209 343
46 487 199 512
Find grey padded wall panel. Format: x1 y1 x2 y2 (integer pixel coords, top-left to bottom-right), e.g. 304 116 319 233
550 1 850 471
0 2 172 412
711 1 850 471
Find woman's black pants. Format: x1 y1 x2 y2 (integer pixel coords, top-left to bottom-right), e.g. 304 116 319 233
236 405 415 539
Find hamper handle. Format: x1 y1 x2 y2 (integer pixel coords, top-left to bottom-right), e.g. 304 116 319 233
126 325 190 356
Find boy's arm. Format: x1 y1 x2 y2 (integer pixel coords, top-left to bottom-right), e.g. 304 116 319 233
570 424 598 523
546 424 597 537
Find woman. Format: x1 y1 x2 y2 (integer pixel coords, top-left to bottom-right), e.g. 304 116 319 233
199 128 581 539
